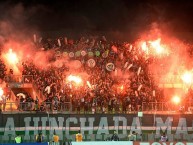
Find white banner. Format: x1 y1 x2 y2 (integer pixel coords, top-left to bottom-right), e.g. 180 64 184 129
72 142 192 145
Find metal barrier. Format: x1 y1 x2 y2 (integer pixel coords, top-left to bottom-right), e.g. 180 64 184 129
3 102 18 112
43 102 72 112
2 102 72 113
2 101 193 114
5 75 33 83
142 102 193 112
0 133 192 143
142 102 168 112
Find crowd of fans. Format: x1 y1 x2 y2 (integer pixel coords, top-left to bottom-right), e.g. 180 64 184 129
0 59 6 80
0 36 193 113
19 36 164 113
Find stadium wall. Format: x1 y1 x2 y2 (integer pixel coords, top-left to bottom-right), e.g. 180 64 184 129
0 113 192 140
1 143 48 145
71 142 193 145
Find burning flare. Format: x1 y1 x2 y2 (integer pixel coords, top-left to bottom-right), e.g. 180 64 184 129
2 48 20 74
181 71 193 84
67 75 82 85
5 49 19 65
141 42 149 54
149 38 163 54
140 38 169 56
172 95 180 104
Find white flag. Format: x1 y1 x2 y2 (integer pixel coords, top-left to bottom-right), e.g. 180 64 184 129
58 39 61 47
138 84 142 91
33 34 36 43
153 90 155 97
137 67 141 75
124 62 128 69
129 45 132 52
135 91 138 96
39 37 42 43
87 81 92 89
64 37 68 45
127 64 133 70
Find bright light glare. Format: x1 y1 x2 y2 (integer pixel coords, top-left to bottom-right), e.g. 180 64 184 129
0 88 3 96
67 75 82 85
149 38 164 54
120 85 124 90
172 95 180 104
181 71 193 84
117 85 124 93
141 42 148 54
6 48 19 64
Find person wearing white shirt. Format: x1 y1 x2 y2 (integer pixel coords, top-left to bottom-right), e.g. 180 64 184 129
128 131 137 141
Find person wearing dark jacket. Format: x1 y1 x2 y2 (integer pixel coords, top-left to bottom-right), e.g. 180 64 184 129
111 131 119 141
160 132 168 142
36 132 43 143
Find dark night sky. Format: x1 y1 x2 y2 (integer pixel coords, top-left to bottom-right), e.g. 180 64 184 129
1 0 193 40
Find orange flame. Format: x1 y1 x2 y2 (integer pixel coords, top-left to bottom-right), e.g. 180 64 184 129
67 75 82 85
120 85 124 90
2 48 20 74
172 95 180 104
5 48 19 65
141 42 149 54
140 38 168 56
181 71 193 84
149 38 164 54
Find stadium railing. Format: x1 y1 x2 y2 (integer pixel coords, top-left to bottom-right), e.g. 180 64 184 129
5 75 33 84
2 101 193 114
3 102 72 113
142 102 193 112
